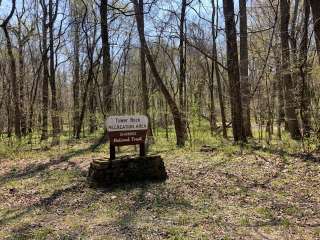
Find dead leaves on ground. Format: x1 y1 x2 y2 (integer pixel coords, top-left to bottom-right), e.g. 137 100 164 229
0 145 319 239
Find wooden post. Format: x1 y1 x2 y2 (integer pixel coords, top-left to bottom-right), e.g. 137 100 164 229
139 143 145 157
110 144 115 160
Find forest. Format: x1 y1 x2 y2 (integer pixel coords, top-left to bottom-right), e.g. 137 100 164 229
0 0 319 239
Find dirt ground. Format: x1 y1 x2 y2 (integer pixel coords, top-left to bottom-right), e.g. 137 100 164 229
0 140 319 239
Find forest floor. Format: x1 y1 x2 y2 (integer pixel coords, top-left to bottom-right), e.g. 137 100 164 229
0 131 319 240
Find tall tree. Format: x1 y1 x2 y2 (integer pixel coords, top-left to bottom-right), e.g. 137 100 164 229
101 0 112 115
223 0 246 142
75 3 100 139
71 1 81 137
138 0 153 139
178 0 187 138
279 0 301 140
48 0 61 145
15 5 29 136
299 0 312 136
0 0 21 139
132 0 186 146
211 0 227 138
239 0 252 137
40 0 49 141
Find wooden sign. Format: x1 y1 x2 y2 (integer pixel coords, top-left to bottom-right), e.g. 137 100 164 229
106 115 148 159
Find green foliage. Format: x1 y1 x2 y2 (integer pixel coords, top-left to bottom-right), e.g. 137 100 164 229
0 122 319 239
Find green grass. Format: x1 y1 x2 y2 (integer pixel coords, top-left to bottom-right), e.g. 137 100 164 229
0 123 319 239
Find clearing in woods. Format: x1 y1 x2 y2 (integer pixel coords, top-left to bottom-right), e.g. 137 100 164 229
0 131 319 239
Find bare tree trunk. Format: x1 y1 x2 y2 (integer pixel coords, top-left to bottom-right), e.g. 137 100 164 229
89 82 97 134
138 0 153 140
121 34 130 115
276 58 285 139
27 50 41 135
208 58 217 134
299 0 312 137
239 0 252 137
75 9 99 139
40 0 49 141
280 0 301 140
212 0 227 138
132 0 186 146
2 60 13 138
288 0 300 95
17 21 27 136
72 2 81 138
49 0 60 146
178 0 187 138
101 0 112 114
0 0 21 139
310 0 320 63
76 68 93 139
223 0 246 142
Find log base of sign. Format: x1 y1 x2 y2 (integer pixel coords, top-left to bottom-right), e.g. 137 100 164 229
87 155 167 187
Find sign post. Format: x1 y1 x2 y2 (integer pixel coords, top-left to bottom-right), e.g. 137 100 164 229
88 115 167 186
106 115 148 160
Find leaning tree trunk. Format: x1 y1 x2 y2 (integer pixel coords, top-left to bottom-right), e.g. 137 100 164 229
239 0 252 138
279 0 301 140
222 0 246 142
132 0 186 147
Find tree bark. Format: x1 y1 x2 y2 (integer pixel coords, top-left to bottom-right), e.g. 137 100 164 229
178 0 187 138
89 82 97 134
101 0 113 115
212 0 227 138
239 0 252 137
48 0 60 146
132 0 186 146
276 56 285 139
72 2 81 138
40 0 49 141
223 0 246 142
208 57 217 134
17 20 27 136
299 0 312 137
75 10 99 139
138 0 154 140
279 0 301 140
310 0 320 63
289 0 299 90
0 0 21 139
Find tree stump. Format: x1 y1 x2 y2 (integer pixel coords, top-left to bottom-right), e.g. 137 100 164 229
87 155 167 187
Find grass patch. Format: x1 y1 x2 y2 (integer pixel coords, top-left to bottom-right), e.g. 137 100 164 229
0 127 319 239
